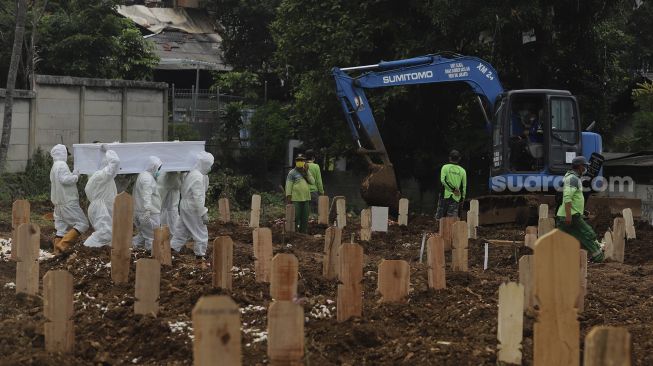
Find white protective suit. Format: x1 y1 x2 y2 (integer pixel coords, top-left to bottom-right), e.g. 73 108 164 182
132 156 163 250
170 152 214 256
158 171 182 234
84 150 120 247
50 144 89 237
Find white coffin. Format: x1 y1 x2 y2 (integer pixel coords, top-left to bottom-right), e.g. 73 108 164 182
73 141 206 174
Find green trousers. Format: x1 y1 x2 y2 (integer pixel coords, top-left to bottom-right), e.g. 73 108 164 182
556 215 604 262
293 201 310 234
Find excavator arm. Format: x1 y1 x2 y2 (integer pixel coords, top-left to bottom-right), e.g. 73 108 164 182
332 53 505 208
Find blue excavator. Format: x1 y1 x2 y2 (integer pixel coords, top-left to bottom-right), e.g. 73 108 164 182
332 53 639 223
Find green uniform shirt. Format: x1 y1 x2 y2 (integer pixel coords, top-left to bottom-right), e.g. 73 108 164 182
556 170 584 217
440 163 467 202
307 162 324 194
285 168 315 202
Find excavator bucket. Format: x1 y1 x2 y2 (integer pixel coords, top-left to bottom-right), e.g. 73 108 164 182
360 163 401 212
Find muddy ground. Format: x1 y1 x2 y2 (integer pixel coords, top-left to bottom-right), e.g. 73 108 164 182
1 203 652 365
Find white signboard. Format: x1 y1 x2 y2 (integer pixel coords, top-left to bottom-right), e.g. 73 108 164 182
371 206 389 232
73 141 206 175
565 151 577 164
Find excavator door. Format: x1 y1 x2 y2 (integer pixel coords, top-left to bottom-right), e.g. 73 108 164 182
547 95 582 174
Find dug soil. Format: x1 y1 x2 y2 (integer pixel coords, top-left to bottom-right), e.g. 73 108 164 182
1 207 652 365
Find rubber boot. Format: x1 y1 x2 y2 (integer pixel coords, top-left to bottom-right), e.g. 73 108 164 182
56 229 80 253
53 237 63 254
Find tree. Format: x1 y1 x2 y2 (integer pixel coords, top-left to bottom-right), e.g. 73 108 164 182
0 0 28 172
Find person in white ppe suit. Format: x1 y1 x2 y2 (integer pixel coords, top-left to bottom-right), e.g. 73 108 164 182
170 151 214 258
158 171 182 235
132 156 163 251
50 144 89 254
84 147 120 247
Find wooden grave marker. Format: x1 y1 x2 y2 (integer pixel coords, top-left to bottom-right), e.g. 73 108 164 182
497 282 524 365
518 255 534 310
323 226 342 280
335 196 346 228
533 230 580 366
603 231 614 260
111 192 133 284
285 204 295 233
377 260 410 303
43 270 74 353
318 195 329 225
15 223 39 295
577 250 587 313
337 243 363 322
192 295 241 366
270 254 298 301
218 197 231 223
612 217 626 263
439 216 459 251
584 326 631 366
212 236 233 290
11 199 30 260
268 301 304 365
360 208 371 241
452 221 469 272
152 226 172 266
467 199 479 239
525 226 538 248
134 258 161 315
538 204 549 219
623 208 636 240
252 228 273 282
537 217 555 238
249 194 261 228
427 235 446 289
398 198 409 226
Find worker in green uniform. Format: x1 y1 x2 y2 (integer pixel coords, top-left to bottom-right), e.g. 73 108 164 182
305 150 325 215
556 156 604 262
436 150 467 219
285 154 315 233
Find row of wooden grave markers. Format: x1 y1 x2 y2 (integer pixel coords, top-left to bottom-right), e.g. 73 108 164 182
11 199 30 260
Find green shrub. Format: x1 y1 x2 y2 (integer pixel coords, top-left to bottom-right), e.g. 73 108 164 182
0 148 53 202
207 169 253 210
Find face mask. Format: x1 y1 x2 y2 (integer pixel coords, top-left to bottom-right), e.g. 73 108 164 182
296 161 305 168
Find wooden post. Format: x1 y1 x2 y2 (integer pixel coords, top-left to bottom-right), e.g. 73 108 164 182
111 192 133 284
337 243 363 322
335 196 346 228
360 208 371 241
318 195 329 225
439 216 458 251
212 236 233 290
15 223 39 295
622 208 636 239
252 228 273 282
603 231 614 260
612 217 626 263
249 194 261 228
427 235 446 289
377 260 410 303
525 225 538 248
526 226 538 236
270 254 298 301
584 326 631 366
451 221 468 272
497 282 524 365
577 250 587 313
538 204 549 219
152 226 172 266
193 295 241 366
268 301 304 365
134 258 161 315
518 255 534 310
398 198 409 226
43 270 74 353
11 199 29 260
533 230 580 366
285 204 295 233
323 226 342 280
537 217 555 238
467 199 479 239
218 197 231 223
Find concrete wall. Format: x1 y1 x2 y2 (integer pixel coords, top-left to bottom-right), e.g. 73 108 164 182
0 75 168 172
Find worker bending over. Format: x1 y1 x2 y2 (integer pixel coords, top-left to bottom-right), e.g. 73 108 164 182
556 156 604 262
170 151 214 259
436 150 467 219
133 156 163 251
50 144 89 254
84 146 120 247
285 154 315 233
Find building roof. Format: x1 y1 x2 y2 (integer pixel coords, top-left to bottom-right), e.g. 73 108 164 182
117 5 214 34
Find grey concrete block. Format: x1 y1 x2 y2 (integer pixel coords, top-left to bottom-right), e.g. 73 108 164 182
5 159 27 173
83 129 121 144
37 85 80 100
125 129 163 142
37 113 79 129
85 115 122 130
126 101 163 117
36 129 79 147
126 116 163 130
85 87 122 101
37 98 80 115
85 100 122 116
126 89 163 103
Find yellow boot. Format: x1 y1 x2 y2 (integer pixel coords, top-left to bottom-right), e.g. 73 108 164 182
56 229 80 253
53 237 63 254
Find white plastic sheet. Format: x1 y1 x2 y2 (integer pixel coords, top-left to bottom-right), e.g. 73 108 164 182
73 141 206 175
